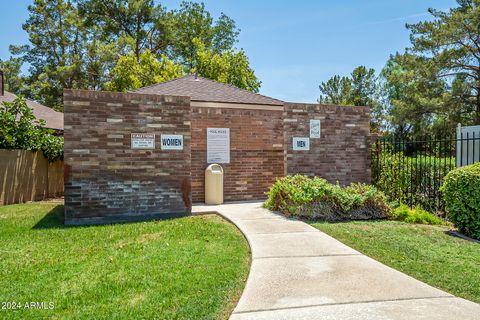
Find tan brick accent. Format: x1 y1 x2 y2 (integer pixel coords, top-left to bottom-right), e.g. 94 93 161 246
64 90 192 225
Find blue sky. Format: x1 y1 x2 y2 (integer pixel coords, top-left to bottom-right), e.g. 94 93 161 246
0 0 457 103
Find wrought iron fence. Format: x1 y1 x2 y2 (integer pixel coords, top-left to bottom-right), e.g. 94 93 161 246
372 132 480 212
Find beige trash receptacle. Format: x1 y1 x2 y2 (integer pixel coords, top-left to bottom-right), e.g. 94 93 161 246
205 164 224 205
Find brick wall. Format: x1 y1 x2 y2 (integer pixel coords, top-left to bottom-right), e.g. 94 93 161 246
64 90 191 225
284 103 371 185
191 106 284 202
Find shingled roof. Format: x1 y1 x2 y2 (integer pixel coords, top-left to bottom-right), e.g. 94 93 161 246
134 75 284 106
0 91 64 131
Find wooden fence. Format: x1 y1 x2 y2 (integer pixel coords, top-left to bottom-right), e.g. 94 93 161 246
0 150 63 205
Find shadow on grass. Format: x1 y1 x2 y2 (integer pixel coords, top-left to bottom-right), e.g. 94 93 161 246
32 205 65 229
31 205 188 230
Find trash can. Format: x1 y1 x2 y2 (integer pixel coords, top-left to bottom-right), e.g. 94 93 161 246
205 164 224 205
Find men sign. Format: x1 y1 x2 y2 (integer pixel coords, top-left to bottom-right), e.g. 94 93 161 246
292 137 310 151
131 133 155 149
161 135 183 150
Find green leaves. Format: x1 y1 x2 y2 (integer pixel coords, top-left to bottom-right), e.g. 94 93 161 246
191 38 261 93
318 66 378 108
440 162 480 239
0 97 63 162
8 0 249 109
264 175 391 221
381 1 480 136
105 50 184 92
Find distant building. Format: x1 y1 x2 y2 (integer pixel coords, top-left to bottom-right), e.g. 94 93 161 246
0 70 64 133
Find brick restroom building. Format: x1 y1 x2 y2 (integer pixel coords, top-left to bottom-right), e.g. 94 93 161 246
64 75 371 225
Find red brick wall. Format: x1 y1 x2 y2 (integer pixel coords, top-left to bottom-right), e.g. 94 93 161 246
284 103 371 185
191 106 284 202
64 90 191 225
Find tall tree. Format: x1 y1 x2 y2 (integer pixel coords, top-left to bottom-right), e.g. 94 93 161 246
192 38 261 92
349 66 378 107
172 1 240 66
318 75 352 105
0 57 26 95
78 0 174 60
318 66 378 107
380 53 447 137
10 0 90 110
105 50 184 91
407 0 480 124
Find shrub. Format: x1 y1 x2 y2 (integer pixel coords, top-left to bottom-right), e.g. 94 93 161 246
0 97 63 162
440 163 480 239
264 175 391 221
391 204 444 225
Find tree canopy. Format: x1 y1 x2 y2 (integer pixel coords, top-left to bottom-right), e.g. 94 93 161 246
5 0 259 110
318 0 480 137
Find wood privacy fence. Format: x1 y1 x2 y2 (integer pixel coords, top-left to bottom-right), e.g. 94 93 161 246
0 150 64 205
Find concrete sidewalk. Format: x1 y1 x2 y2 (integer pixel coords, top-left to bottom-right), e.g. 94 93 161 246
193 202 480 320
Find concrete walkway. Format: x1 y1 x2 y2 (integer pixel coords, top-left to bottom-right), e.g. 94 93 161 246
193 202 480 320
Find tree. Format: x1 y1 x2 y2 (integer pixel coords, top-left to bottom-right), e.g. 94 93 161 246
380 53 448 137
9 0 257 108
78 0 174 60
171 1 240 66
349 66 378 107
319 66 378 106
105 50 184 92
10 0 90 110
318 75 352 105
406 0 480 124
0 57 26 95
192 38 261 93
0 97 63 161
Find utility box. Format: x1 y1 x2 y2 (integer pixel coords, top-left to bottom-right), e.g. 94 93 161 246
205 164 224 205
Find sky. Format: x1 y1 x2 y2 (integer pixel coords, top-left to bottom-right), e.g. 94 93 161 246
0 0 458 103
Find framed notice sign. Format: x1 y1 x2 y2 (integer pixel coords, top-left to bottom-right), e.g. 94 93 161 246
207 128 230 163
310 119 321 138
131 133 155 149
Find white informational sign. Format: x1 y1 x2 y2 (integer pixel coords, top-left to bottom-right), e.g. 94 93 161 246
293 137 310 151
131 133 155 149
310 119 321 138
161 134 183 150
207 128 230 163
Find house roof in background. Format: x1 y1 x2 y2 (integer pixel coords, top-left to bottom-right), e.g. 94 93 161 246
134 75 284 106
0 91 64 130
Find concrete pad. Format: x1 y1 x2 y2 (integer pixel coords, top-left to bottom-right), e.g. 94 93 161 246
249 232 360 258
234 255 451 313
232 218 318 235
231 297 480 320
193 202 283 220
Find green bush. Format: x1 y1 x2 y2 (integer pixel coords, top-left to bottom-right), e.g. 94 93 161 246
264 175 391 221
391 204 445 225
0 97 63 162
440 163 480 239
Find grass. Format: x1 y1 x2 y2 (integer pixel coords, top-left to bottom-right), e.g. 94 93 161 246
0 202 250 319
312 220 480 303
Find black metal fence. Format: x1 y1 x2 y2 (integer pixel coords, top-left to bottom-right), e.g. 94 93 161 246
372 132 480 212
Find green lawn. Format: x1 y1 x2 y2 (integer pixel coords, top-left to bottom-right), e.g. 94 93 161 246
312 221 480 303
0 202 250 319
